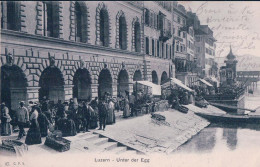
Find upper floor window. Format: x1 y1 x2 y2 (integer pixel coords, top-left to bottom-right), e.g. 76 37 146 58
43 2 54 37
157 41 160 57
119 15 127 50
145 9 150 25
183 32 186 38
75 2 82 42
177 16 180 24
1 1 20 31
176 44 179 52
145 37 149 55
100 8 109 47
152 39 155 56
134 21 141 52
178 28 181 37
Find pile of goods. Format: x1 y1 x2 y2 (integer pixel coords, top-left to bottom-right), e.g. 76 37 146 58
44 130 71 152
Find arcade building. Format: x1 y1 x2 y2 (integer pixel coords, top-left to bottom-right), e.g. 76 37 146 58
0 1 175 111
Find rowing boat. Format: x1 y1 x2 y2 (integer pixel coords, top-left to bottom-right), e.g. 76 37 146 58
195 112 260 124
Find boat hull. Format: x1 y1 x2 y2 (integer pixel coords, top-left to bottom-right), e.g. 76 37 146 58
195 112 260 124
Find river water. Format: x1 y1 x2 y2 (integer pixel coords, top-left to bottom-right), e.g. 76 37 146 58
176 82 260 155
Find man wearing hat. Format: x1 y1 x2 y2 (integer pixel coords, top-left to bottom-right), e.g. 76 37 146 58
15 101 29 140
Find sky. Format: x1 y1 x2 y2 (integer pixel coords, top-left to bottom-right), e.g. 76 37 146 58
179 1 260 60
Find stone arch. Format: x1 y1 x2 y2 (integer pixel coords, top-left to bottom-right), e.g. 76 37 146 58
117 69 129 97
69 1 90 42
152 70 159 84
1 64 28 111
96 2 111 47
39 66 65 103
115 10 128 50
98 68 113 99
73 68 92 101
132 17 141 52
161 71 168 85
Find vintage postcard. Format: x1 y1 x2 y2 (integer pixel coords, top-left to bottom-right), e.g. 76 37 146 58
1 1 260 167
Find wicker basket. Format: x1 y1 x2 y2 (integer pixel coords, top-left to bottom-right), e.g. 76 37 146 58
44 136 71 152
0 140 27 153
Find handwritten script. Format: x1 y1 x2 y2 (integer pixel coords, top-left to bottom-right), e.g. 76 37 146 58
195 2 260 60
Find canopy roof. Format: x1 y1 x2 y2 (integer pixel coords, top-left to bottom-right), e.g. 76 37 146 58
162 78 194 92
136 81 161 95
199 79 213 87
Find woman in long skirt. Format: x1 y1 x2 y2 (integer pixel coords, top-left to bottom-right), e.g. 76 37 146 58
123 98 130 118
106 99 115 124
1 103 12 136
25 106 42 145
37 108 50 137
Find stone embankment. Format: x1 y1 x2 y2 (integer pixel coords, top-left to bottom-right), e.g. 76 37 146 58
95 105 217 154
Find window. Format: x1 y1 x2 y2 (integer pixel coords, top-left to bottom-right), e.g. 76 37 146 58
145 9 150 25
178 28 181 37
170 45 172 59
119 15 127 50
154 13 157 29
166 44 168 59
173 26 175 35
157 41 160 57
134 22 141 52
75 2 82 42
152 39 155 56
100 8 109 47
162 43 164 58
189 41 191 48
150 12 153 28
183 19 186 25
3 1 20 31
180 45 183 52
183 32 186 38
195 36 200 42
177 16 180 23
176 44 179 52
157 14 160 29
146 37 149 55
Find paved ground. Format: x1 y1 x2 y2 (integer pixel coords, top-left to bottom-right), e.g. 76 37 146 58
1 105 214 157
95 108 210 155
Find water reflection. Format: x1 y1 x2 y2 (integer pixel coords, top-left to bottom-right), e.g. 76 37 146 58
175 126 217 153
223 128 237 150
176 123 260 154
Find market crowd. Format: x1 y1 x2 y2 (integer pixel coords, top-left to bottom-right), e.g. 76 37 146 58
1 91 138 145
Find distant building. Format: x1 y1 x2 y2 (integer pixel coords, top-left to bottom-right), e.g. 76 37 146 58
172 3 198 86
219 46 238 86
143 1 175 85
186 12 218 80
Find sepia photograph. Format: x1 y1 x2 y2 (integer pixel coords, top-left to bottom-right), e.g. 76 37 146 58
1 1 260 167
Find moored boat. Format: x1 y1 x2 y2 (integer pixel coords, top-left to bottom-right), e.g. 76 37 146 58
195 112 260 124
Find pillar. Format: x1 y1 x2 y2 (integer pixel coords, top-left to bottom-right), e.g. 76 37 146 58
64 85 73 101
91 83 98 99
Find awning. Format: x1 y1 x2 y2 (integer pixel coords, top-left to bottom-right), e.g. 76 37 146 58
162 78 194 92
136 81 161 95
199 79 213 87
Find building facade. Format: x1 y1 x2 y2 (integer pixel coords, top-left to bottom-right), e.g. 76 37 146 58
1 1 146 110
143 1 175 85
187 12 218 80
172 2 197 86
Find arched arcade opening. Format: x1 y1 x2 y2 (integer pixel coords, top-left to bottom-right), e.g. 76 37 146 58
117 69 129 97
1 65 27 111
98 68 112 99
39 67 65 103
73 68 92 102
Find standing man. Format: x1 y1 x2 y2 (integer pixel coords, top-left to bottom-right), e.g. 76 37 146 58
98 99 108 131
15 101 29 140
82 102 93 132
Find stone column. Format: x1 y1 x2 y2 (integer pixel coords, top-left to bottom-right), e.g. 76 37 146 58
64 85 73 101
91 83 99 99
112 82 117 98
